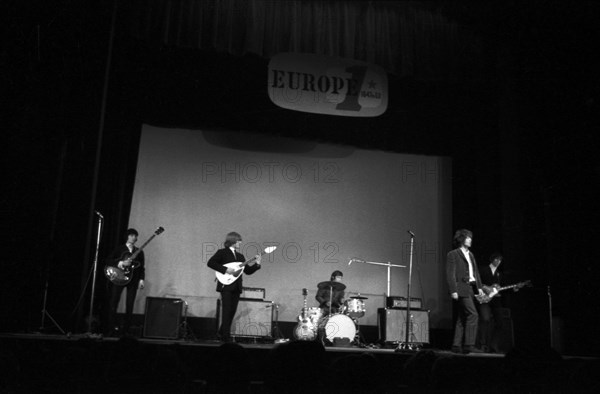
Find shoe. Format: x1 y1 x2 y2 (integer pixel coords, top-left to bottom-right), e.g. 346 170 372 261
451 346 462 354
463 346 484 354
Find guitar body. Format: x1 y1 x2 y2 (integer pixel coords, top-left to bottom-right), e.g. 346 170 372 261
214 246 277 285
215 262 245 286
483 284 500 295
294 319 316 341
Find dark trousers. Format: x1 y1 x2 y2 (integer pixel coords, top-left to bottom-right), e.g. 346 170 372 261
477 299 504 350
452 296 479 348
219 291 240 339
108 281 138 333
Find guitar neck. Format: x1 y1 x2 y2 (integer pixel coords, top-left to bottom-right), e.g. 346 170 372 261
129 234 156 261
241 250 266 267
497 282 526 292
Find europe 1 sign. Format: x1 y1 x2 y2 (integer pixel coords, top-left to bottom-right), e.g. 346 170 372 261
268 53 388 117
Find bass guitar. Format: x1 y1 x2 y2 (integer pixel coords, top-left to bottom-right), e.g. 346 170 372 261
294 288 316 341
215 246 277 285
104 227 164 286
476 280 531 304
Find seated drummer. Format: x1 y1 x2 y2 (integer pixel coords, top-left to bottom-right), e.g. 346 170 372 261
316 270 345 315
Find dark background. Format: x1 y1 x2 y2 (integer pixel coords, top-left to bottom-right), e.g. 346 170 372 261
2 0 599 355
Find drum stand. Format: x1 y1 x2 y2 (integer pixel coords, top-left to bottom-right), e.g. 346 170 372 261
272 303 285 341
353 318 367 347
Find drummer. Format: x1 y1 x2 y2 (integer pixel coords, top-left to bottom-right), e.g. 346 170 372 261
316 270 345 315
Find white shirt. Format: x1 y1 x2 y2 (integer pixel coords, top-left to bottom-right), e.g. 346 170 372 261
490 264 498 276
229 247 237 259
461 248 475 282
126 242 134 253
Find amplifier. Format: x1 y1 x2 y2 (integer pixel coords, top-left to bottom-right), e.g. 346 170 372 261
386 296 422 309
143 297 182 339
378 308 429 343
220 299 273 337
241 287 266 300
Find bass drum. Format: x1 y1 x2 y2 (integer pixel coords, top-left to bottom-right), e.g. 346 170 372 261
322 313 356 343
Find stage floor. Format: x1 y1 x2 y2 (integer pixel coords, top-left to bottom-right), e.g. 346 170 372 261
1 332 597 393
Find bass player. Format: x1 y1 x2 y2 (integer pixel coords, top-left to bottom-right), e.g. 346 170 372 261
207 231 261 342
106 228 146 336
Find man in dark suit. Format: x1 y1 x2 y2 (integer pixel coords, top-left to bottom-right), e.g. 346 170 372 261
477 252 510 352
446 229 485 353
207 231 261 341
106 228 145 336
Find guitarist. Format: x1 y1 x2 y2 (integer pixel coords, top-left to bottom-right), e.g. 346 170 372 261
207 232 261 342
477 252 513 353
106 228 145 336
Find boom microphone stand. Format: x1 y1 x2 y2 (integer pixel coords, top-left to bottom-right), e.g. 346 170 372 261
397 231 417 351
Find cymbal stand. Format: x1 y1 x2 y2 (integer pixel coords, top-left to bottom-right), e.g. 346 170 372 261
178 301 196 341
397 231 417 351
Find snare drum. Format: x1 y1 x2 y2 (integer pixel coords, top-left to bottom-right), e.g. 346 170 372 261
322 313 356 343
344 299 365 319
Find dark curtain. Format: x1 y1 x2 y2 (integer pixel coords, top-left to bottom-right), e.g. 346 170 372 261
125 0 480 79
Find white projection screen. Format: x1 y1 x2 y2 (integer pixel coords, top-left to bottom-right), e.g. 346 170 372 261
124 124 453 329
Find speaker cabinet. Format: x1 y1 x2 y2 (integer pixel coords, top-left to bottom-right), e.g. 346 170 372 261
220 299 274 337
143 297 182 339
378 308 429 343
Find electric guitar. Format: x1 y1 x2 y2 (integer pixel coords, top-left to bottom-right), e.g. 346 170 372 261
476 280 531 304
215 246 277 285
294 288 316 341
104 227 164 286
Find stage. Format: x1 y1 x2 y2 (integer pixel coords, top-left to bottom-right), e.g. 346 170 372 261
1 332 597 393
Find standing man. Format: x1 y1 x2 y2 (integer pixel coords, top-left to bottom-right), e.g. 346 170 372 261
106 228 145 336
207 232 261 342
446 229 485 354
477 252 518 353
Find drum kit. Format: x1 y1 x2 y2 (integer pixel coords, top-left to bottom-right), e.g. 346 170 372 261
296 281 368 346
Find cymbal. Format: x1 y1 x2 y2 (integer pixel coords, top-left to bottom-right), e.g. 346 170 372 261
350 295 368 300
317 281 346 291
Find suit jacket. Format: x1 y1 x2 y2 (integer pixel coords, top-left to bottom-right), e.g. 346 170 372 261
107 244 145 281
479 264 501 287
207 248 261 293
446 248 482 297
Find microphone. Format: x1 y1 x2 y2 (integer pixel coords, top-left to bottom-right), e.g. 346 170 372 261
407 230 415 237
94 210 104 219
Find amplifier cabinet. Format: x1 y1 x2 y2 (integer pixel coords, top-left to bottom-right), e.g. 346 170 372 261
378 308 429 343
143 297 182 339
220 299 274 337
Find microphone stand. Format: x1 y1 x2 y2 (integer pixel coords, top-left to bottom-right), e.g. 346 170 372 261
397 231 417 351
86 212 103 335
